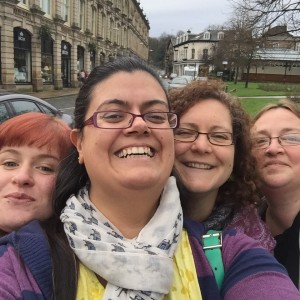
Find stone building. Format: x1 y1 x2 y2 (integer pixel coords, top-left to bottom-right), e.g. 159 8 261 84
171 29 225 79
246 25 300 83
0 0 150 91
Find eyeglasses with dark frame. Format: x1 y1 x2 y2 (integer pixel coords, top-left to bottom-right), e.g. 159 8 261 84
83 111 178 129
174 128 234 146
252 133 300 149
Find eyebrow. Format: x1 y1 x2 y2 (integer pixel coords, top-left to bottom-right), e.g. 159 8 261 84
0 149 60 161
179 122 232 132
95 98 169 111
253 128 300 135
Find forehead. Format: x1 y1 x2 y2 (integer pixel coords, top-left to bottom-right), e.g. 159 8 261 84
181 99 231 123
88 71 168 112
253 108 300 132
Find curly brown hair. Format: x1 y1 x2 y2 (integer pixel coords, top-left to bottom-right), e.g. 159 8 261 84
169 79 260 209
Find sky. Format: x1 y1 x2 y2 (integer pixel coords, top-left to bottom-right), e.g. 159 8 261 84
138 0 233 37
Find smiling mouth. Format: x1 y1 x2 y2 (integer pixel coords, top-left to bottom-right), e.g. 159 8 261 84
184 162 213 169
116 146 155 158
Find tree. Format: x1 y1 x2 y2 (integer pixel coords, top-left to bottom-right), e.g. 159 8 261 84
232 0 300 35
211 8 260 87
149 33 175 70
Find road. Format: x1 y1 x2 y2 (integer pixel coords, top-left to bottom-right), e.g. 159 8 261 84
45 94 76 115
44 78 170 114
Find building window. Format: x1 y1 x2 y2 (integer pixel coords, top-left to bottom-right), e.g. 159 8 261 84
90 50 95 71
79 0 85 30
14 28 31 84
107 18 113 41
174 50 178 61
184 48 187 60
204 32 210 40
61 41 71 87
100 52 105 65
40 0 50 15
203 49 208 60
191 48 195 59
61 0 69 22
77 46 85 74
91 6 96 35
218 32 224 40
41 37 53 84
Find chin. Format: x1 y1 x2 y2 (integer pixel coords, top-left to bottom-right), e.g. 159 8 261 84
124 174 168 190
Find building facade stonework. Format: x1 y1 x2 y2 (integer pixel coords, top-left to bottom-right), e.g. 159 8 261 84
171 30 224 79
0 0 150 91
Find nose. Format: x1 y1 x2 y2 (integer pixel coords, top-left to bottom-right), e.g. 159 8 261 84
124 114 150 135
11 166 34 186
191 134 212 153
265 138 284 154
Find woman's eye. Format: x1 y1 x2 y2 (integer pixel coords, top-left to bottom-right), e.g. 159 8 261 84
37 166 55 174
2 161 18 168
100 112 125 123
211 133 229 140
175 129 194 136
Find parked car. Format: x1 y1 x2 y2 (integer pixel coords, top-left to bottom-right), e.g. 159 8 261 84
0 92 73 127
168 76 190 91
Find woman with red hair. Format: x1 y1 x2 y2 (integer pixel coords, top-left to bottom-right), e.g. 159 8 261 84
0 112 72 299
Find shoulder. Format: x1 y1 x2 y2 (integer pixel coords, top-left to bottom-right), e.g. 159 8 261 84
221 229 300 299
0 221 52 299
226 205 275 252
0 244 45 299
184 220 300 299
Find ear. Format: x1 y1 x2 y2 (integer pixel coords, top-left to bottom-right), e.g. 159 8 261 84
70 129 84 164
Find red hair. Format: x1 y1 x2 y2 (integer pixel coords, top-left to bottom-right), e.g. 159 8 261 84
0 112 72 160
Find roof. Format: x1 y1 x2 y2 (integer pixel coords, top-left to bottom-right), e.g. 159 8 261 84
193 30 224 41
254 48 300 61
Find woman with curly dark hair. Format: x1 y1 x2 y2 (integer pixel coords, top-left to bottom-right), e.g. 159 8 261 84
169 80 274 248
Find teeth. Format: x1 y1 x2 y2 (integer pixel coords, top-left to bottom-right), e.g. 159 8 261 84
117 147 154 158
186 162 212 169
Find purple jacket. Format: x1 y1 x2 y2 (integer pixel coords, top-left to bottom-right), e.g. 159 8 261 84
185 218 300 300
0 221 52 299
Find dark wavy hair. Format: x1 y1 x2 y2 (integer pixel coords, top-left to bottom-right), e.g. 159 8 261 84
169 79 260 210
44 57 168 300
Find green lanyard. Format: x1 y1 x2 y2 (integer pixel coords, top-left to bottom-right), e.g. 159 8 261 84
202 230 224 289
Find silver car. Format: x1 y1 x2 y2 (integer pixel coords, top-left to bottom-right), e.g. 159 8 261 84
0 92 73 127
168 76 192 91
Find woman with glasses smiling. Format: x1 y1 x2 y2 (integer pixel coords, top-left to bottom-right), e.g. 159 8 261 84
14 57 184 300
252 99 300 290
169 80 300 299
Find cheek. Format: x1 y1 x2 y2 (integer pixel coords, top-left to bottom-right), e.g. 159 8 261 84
252 150 264 165
41 176 56 196
175 143 189 157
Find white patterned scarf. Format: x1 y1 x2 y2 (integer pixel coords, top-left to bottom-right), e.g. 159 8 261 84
61 176 183 300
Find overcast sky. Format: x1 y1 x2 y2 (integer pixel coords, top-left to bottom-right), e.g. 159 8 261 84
138 0 233 37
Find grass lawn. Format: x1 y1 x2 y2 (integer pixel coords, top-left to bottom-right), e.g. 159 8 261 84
223 81 300 116
238 98 280 117
225 82 288 97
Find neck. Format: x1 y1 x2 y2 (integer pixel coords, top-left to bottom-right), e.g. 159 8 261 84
182 190 217 222
263 187 300 236
89 184 163 239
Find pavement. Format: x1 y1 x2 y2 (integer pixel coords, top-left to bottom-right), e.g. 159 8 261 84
26 87 80 99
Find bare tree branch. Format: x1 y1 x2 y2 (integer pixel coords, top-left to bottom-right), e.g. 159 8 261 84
231 0 300 34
